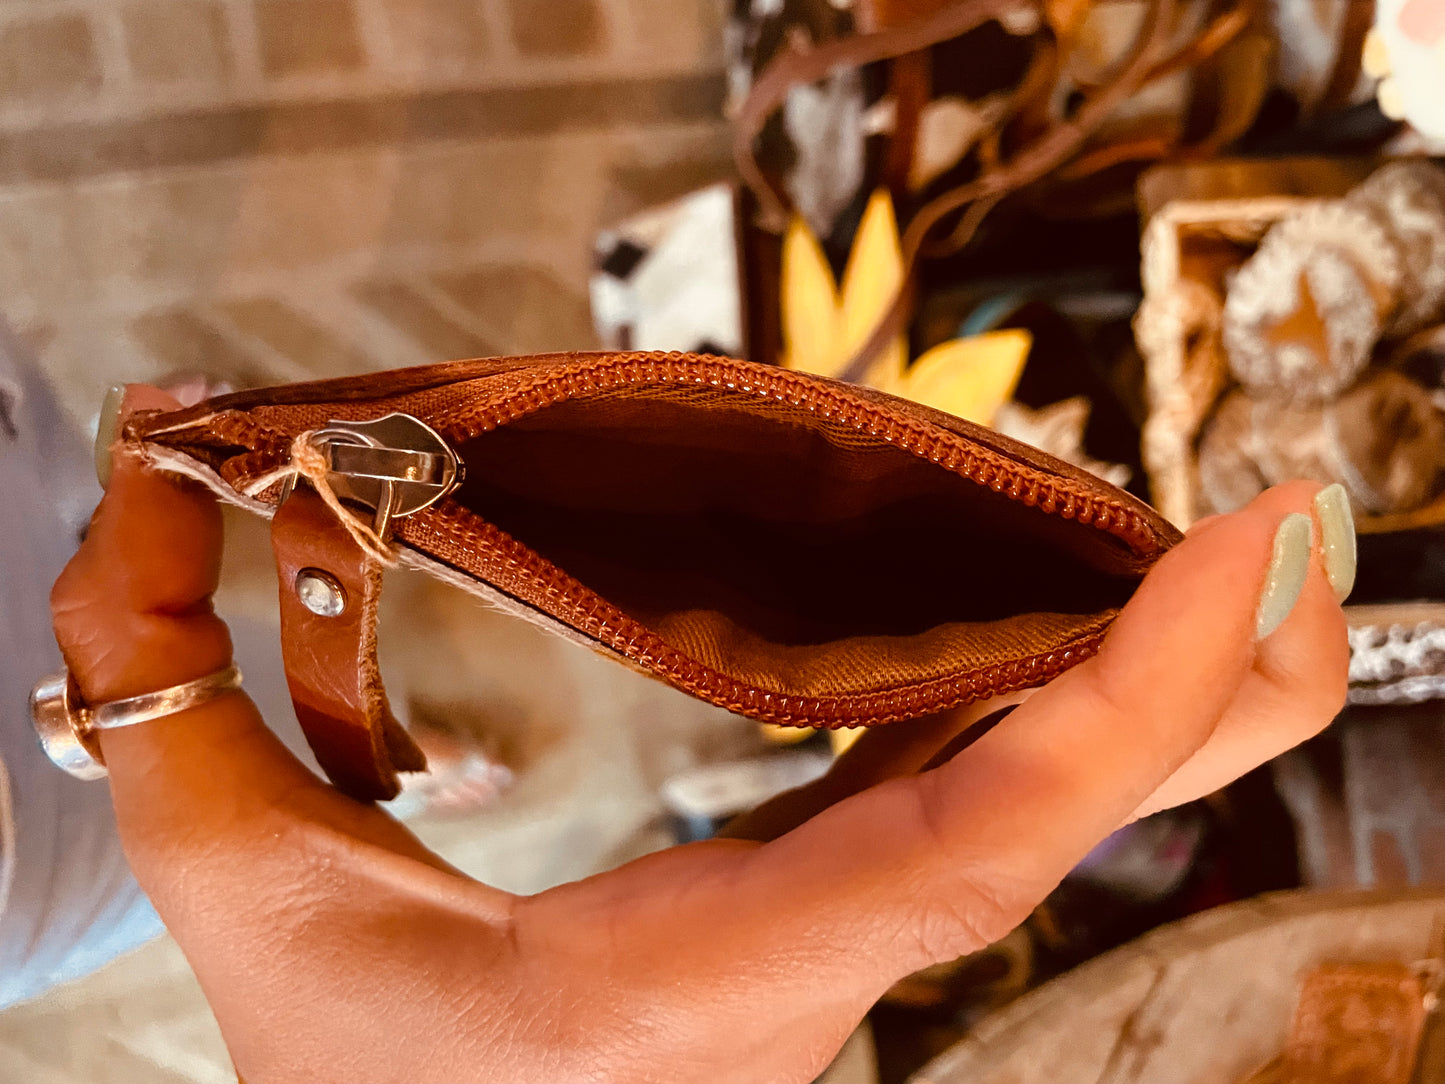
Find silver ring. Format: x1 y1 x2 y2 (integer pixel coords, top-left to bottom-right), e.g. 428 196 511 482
31 664 244 780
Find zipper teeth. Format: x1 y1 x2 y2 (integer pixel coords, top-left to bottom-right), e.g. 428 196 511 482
396 350 1156 726
438 351 1161 552
412 502 1108 727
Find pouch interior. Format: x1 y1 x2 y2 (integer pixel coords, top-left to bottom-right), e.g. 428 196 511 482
453 388 1144 698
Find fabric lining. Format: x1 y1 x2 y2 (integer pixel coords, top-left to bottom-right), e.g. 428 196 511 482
455 394 1142 698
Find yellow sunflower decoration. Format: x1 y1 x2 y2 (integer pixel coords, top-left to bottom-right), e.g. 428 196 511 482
764 189 1034 753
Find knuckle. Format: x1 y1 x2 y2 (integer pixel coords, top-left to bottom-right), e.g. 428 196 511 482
48 561 87 626
1263 624 1351 735
901 776 1034 967
1072 661 1137 730
906 873 1027 968
49 577 106 661
1305 663 1349 732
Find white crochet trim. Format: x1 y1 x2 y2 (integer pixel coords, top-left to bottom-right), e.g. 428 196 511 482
1348 621 1445 705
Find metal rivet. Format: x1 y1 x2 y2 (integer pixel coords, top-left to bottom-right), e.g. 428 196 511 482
296 569 347 617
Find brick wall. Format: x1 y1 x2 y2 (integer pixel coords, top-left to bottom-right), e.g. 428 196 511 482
0 3 750 860
0 0 724 127
0 0 731 427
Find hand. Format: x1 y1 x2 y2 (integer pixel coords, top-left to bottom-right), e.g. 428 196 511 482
50 388 1349 1084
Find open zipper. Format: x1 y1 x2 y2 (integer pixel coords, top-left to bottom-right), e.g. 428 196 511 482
430 353 1164 549
165 351 1171 728
375 352 1166 728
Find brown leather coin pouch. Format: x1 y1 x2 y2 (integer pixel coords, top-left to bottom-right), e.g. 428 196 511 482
126 351 1180 800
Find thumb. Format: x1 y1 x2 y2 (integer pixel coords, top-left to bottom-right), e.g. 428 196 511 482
50 387 458 904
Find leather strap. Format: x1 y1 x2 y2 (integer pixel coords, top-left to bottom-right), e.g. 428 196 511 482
1281 963 1428 1084
1241 962 1431 1084
270 487 426 802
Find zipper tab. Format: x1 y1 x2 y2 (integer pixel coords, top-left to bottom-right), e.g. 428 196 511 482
281 412 463 538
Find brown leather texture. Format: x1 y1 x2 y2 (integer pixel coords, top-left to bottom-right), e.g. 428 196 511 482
1279 963 1427 1084
128 350 1180 796
271 487 425 801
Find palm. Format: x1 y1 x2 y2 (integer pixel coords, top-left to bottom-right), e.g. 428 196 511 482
57 397 1348 1083
150 717 969 1084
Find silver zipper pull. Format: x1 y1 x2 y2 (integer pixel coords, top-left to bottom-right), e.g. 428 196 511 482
279 413 463 538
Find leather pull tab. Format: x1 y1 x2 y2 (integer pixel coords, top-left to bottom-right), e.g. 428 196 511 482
1279 963 1428 1084
270 487 426 801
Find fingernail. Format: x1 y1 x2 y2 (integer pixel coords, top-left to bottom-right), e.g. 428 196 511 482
1314 484 1356 603
1257 513 1312 640
94 384 124 490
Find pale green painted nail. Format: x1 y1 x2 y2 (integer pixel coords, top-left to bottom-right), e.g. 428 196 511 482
1257 513 1312 640
1314 483 1356 603
94 384 124 490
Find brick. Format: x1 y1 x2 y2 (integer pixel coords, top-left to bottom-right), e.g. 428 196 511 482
506 0 605 56
0 14 103 102
0 191 86 309
130 308 280 388
603 141 731 222
253 0 365 78
122 0 232 86
228 152 399 271
70 169 245 288
375 0 489 71
218 297 374 378
616 0 724 67
383 138 603 252
352 280 500 361
431 263 595 353
0 74 727 185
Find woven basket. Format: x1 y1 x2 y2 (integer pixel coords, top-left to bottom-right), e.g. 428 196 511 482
1133 161 1445 534
1135 196 1314 528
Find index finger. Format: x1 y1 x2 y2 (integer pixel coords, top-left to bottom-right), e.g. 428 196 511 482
734 484 1344 985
